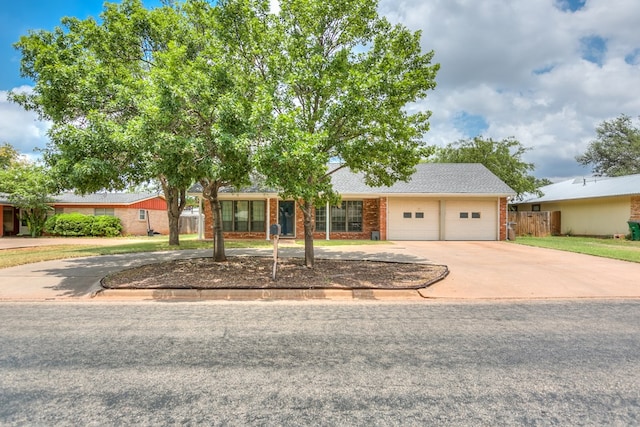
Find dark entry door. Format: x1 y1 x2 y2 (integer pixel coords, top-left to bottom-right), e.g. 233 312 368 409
278 201 295 237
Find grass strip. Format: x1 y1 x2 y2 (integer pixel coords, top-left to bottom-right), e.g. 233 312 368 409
513 236 640 263
0 236 389 269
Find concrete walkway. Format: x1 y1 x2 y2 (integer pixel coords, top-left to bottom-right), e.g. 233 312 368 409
1 241 639 301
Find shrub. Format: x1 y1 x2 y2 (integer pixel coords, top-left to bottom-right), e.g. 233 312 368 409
43 215 58 235
47 213 122 237
91 215 123 237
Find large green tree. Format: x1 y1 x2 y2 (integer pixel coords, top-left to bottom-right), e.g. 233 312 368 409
10 0 197 245
221 0 439 267
142 0 255 261
576 114 640 177
431 136 545 199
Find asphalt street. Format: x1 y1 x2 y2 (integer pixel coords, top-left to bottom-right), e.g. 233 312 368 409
1 300 639 425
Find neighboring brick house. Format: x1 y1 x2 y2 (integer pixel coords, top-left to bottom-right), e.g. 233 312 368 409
51 192 169 236
190 163 515 241
512 174 640 237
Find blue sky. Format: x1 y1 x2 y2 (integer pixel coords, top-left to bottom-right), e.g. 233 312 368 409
1 0 640 181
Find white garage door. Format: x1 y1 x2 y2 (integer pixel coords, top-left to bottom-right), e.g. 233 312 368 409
444 200 497 240
388 198 440 240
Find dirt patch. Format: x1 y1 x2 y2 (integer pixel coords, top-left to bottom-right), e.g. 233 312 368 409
102 256 449 290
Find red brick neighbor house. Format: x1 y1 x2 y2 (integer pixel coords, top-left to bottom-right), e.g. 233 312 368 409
190 163 516 241
51 192 169 236
0 192 169 237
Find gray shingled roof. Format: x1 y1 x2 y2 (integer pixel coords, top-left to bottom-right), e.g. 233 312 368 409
518 174 640 204
331 163 515 195
188 163 514 196
53 192 163 205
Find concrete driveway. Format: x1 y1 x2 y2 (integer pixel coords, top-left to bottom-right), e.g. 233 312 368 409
392 241 640 299
1 239 639 300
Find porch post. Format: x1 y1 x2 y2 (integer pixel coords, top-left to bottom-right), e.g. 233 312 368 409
266 197 271 241
325 202 330 240
198 196 204 240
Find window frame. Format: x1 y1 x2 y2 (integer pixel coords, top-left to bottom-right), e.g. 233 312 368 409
219 200 266 232
315 200 363 233
94 208 115 216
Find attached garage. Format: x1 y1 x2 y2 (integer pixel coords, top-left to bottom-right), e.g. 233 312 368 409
387 197 500 241
388 198 440 240
443 199 498 241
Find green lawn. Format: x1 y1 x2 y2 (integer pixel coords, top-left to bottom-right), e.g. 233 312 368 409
0 235 389 269
512 235 640 263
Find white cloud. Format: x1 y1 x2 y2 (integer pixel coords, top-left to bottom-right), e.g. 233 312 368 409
379 0 640 179
0 86 50 158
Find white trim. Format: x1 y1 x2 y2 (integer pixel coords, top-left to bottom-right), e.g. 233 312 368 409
325 202 330 240
198 197 204 240
266 197 271 240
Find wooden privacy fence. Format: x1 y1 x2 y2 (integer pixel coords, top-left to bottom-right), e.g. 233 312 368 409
508 211 561 237
179 216 199 235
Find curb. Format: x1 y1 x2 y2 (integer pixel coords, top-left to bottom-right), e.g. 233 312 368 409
93 288 427 301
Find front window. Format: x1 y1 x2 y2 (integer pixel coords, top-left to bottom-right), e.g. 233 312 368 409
316 201 363 232
220 201 266 232
94 208 114 216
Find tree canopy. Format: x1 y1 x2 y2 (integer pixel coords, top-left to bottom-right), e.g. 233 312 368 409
576 114 640 177
10 0 255 249
430 136 545 199
11 0 439 263
220 0 439 266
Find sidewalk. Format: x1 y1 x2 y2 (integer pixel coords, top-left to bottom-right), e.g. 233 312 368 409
1 242 640 302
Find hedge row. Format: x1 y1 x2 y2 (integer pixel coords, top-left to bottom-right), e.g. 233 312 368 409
44 213 123 237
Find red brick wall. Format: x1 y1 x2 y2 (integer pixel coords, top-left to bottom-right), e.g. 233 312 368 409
631 196 640 221
379 197 388 240
204 197 385 240
499 197 508 241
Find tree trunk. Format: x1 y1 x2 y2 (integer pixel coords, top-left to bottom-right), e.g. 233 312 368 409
210 197 226 262
302 200 315 268
201 180 226 262
160 179 187 246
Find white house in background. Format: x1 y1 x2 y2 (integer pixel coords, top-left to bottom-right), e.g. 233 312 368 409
512 174 640 236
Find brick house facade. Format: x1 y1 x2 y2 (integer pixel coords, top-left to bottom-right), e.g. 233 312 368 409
194 164 515 242
52 193 169 236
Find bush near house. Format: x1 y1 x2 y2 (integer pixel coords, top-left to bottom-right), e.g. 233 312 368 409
44 213 122 237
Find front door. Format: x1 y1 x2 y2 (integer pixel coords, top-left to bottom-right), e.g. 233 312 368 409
278 201 295 237
2 206 16 236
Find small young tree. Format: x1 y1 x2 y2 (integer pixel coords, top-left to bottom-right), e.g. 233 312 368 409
0 142 21 170
0 161 55 237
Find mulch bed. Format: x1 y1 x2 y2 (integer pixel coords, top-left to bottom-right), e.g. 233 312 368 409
102 256 449 290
